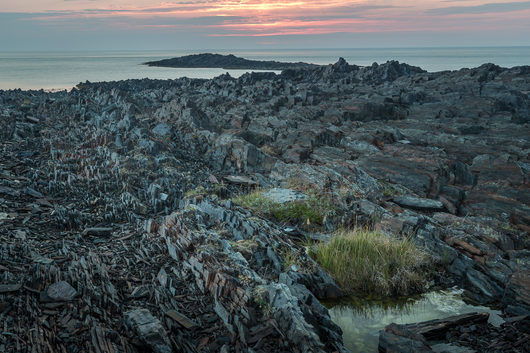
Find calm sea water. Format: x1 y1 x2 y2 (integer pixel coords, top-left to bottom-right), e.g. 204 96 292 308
324 288 503 352
1 47 529 90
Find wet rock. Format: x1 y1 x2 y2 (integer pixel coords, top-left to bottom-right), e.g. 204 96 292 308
380 313 493 352
379 323 432 353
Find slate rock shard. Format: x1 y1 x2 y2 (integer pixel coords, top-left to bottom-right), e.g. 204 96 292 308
82 227 113 237
124 309 172 353
165 309 196 329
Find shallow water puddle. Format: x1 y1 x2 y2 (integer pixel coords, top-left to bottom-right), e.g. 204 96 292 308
322 288 503 352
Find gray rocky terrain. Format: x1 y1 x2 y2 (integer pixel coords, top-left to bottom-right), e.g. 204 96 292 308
0 58 529 352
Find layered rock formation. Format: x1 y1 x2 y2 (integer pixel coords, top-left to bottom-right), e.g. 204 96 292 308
0 59 529 352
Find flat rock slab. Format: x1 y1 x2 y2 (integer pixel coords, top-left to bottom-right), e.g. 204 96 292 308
262 188 308 204
124 309 171 353
393 196 445 211
379 324 432 353
47 281 77 301
82 227 113 237
0 283 22 293
223 175 258 186
379 313 489 352
402 312 489 340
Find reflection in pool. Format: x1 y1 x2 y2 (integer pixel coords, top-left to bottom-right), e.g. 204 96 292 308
322 288 502 353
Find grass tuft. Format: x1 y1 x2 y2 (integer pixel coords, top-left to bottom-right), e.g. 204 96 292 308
232 189 336 231
253 286 273 318
308 229 430 297
281 248 302 271
184 186 206 198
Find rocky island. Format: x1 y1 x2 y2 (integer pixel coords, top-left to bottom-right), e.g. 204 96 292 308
0 58 529 353
144 53 321 70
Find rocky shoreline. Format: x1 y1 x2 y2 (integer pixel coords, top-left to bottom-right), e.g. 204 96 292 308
0 59 529 352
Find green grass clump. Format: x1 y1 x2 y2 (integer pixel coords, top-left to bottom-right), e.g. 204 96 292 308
379 180 399 198
271 200 325 225
184 186 206 198
309 229 430 296
281 248 302 271
253 286 273 318
232 190 336 230
232 190 274 213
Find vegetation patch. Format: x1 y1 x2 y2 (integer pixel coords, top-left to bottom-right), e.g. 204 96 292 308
232 189 337 231
230 239 259 257
379 181 400 197
308 229 431 296
184 186 206 198
280 247 303 271
253 286 273 318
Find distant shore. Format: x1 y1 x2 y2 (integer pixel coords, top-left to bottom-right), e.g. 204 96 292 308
144 53 322 70
3 48 530 90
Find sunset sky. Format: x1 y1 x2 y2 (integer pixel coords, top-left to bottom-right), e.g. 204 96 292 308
1 1 529 50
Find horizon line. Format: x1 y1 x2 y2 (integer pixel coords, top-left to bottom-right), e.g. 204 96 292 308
1 45 530 53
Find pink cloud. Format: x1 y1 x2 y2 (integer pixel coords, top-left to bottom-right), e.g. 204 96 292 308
4 0 530 38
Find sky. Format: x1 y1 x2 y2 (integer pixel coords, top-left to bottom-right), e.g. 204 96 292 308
1 1 529 51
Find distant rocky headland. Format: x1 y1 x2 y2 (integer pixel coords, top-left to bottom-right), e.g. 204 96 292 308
1 58 529 353
144 53 321 70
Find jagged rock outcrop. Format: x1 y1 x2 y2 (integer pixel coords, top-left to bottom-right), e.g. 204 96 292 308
0 58 528 352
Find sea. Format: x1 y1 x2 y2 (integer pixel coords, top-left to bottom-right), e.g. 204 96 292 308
1 47 529 91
